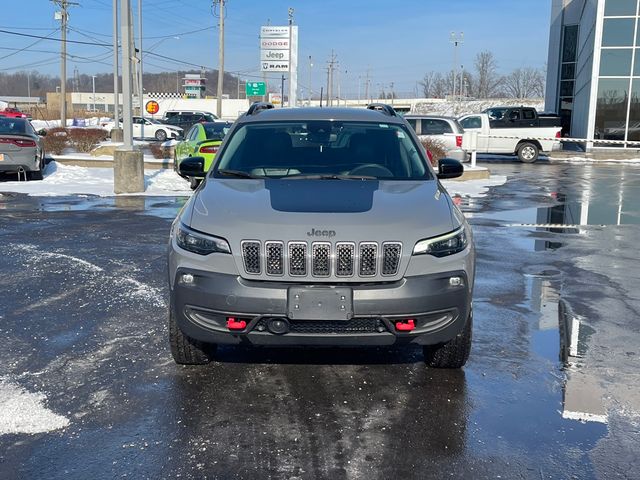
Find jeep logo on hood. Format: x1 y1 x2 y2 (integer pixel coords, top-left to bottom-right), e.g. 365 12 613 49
307 228 336 238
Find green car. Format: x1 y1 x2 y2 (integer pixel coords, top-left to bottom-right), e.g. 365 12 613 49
174 121 233 189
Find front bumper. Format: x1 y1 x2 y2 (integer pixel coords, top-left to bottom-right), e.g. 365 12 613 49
171 269 472 347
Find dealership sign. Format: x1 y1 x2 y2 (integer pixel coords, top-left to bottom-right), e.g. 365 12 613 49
261 49 289 61
260 26 289 38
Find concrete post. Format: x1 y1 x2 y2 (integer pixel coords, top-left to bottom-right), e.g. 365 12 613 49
114 0 144 194
114 149 144 194
111 128 124 142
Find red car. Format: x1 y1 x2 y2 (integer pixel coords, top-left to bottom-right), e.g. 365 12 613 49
0 108 29 119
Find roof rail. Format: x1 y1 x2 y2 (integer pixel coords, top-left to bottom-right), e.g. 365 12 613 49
366 103 397 117
246 102 275 116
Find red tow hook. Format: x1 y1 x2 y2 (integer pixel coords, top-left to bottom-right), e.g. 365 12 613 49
226 317 247 331
395 319 416 332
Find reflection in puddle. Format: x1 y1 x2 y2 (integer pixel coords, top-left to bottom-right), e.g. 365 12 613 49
525 273 608 425
0 193 186 219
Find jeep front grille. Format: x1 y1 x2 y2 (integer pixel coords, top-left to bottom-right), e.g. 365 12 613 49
241 241 261 274
240 240 402 278
265 241 284 275
288 242 308 276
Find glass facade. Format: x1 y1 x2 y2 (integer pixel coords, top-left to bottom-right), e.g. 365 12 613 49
559 25 578 135
595 0 640 145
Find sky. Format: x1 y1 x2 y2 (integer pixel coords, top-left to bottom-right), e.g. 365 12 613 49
1 0 552 97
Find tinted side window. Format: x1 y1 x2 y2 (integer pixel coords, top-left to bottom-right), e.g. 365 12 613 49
508 110 521 121
406 118 418 131
187 127 199 141
460 116 482 129
523 109 536 120
421 119 453 135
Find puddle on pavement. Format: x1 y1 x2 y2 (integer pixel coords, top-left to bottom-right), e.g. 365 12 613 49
0 193 186 219
524 271 608 425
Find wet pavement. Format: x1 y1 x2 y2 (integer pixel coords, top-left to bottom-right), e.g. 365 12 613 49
1 161 639 479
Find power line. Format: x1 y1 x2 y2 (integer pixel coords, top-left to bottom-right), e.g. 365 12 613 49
0 28 110 46
0 28 60 61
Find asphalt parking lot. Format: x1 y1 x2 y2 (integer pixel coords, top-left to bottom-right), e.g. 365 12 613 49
1 161 639 479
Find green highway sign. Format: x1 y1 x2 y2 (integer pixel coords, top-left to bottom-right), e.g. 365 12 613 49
245 81 266 96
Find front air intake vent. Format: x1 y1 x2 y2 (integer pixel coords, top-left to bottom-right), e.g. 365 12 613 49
359 242 378 277
288 242 308 276
241 241 261 274
265 241 284 275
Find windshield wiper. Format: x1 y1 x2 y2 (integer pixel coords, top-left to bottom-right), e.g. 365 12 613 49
216 169 262 179
287 174 377 180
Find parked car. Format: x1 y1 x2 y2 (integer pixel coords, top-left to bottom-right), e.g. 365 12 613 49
168 103 474 368
404 115 468 163
162 111 219 133
0 117 45 180
0 107 29 119
132 116 182 141
174 121 233 189
459 107 562 162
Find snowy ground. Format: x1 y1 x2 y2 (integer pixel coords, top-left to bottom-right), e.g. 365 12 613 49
0 379 70 435
0 162 191 196
0 161 506 198
31 117 111 131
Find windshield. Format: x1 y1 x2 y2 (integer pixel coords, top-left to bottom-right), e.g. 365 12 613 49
213 121 431 180
0 118 27 134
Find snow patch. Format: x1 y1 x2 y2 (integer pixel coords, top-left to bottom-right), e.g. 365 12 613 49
0 161 191 197
441 175 507 198
0 379 70 435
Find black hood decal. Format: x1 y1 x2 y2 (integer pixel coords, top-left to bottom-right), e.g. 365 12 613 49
266 179 379 213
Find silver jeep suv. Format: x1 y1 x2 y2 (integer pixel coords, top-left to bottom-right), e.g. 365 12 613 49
168 103 475 368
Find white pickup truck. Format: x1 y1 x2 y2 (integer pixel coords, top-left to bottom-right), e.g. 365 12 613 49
458 107 562 163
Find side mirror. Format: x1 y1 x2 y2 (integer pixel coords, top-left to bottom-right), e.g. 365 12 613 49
37 129 47 137
437 158 464 179
178 156 205 177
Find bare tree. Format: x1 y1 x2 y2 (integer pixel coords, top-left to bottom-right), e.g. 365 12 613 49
474 51 501 98
503 67 545 99
419 71 438 98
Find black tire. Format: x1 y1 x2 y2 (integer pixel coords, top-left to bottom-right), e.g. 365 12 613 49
517 142 539 163
28 155 45 180
189 177 201 190
155 129 167 141
423 312 472 368
169 308 216 365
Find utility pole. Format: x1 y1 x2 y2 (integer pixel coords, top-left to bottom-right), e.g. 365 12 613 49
91 75 96 111
214 0 225 118
138 0 144 138
114 0 144 194
308 55 312 105
287 8 293 106
326 50 337 107
449 31 463 107
112 0 122 141
390 81 395 105
364 67 370 102
281 74 285 108
52 0 77 128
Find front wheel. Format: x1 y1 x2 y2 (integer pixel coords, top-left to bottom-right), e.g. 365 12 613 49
169 308 216 365
423 311 472 368
517 142 539 163
155 129 167 141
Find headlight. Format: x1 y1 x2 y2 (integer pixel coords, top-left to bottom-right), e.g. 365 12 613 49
176 223 231 255
413 226 468 257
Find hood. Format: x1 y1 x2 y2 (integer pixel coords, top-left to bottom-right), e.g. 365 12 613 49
189 178 454 243
186 178 456 282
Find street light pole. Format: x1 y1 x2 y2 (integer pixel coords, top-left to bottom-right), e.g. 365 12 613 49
449 31 464 109
112 0 121 138
308 55 312 105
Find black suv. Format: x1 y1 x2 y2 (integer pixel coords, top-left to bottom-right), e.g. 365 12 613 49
162 111 218 132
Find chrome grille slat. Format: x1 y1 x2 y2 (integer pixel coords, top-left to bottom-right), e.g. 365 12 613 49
241 240 261 274
241 240 402 278
382 242 402 276
288 242 308 276
312 242 331 277
265 241 284 276
359 242 378 277
336 242 355 277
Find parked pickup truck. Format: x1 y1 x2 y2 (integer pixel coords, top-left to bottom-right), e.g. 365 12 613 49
458 107 562 163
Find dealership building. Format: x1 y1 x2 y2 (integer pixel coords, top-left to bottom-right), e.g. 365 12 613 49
546 0 640 147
